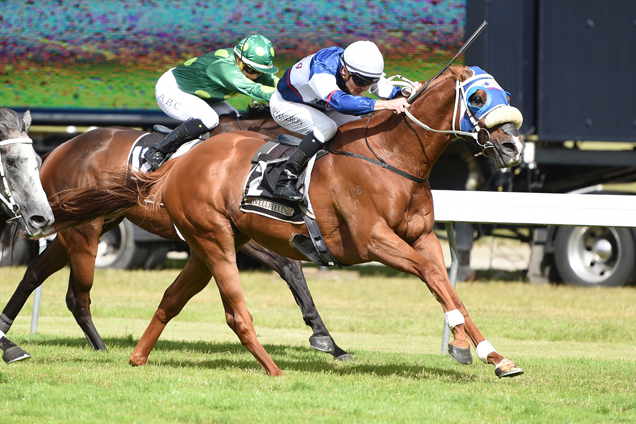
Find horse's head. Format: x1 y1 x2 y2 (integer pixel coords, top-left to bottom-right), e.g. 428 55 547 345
0 108 54 237
455 66 525 168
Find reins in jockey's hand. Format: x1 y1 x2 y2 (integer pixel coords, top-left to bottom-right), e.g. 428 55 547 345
323 20 491 185
402 20 496 156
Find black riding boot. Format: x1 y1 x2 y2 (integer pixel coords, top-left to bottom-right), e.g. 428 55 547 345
273 131 324 202
144 119 207 171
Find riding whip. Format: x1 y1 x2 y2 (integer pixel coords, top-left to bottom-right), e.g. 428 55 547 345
408 20 488 104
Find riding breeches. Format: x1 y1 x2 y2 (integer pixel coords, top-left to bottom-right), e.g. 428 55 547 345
269 91 361 142
155 69 238 131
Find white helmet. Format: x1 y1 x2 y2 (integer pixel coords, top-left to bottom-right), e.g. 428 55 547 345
341 40 385 78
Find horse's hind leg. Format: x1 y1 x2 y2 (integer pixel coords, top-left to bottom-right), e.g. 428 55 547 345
210 253 282 376
0 237 69 334
129 251 213 366
62 223 111 351
239 240 352 360
0 330 30 363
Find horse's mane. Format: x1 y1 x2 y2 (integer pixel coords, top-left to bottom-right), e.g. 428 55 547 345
0 108 26 139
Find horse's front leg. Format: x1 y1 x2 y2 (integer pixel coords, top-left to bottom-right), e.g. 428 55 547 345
368 229 470 350
368 228 523 378
1 236 69 335
412 231 524 378
238 240 352 360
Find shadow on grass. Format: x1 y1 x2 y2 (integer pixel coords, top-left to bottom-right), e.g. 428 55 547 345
167 257 526 282
24 335 475 381
305 263 527 282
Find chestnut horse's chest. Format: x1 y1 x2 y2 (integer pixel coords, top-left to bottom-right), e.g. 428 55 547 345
312 162 436 248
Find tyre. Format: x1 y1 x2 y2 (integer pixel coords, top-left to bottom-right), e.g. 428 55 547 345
553 226 636 287
96 220 169 270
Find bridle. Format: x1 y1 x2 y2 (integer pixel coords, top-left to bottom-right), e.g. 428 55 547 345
0 137 34 222
401 73 496 154
327 72 497 184
326 21 498 183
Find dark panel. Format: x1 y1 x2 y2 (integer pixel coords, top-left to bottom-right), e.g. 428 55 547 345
465 0 537 135
538 0 636 142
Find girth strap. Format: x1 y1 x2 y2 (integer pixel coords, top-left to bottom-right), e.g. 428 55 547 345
290 214 342 268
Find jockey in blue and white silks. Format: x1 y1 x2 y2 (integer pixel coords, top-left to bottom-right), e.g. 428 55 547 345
270 40 417 202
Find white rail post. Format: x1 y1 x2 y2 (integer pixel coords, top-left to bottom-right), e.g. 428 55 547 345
30 237 49 333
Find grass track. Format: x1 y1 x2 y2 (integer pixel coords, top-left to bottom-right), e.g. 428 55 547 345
1 266 635 423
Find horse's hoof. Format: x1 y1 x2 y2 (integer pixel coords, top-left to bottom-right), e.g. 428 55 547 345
309 335 335 353
128 356 147 367
448 344 473 365
495 359 524 378
3 345 31 364
334 353 355 362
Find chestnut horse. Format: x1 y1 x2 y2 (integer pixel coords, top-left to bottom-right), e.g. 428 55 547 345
50 66 526 378
0 107 350 360
0 108 55 363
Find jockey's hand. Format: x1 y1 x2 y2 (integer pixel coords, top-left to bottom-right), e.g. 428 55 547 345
375 97 411 114
403 81 423 97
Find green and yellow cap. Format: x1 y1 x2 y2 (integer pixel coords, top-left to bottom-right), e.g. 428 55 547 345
234 34 278 74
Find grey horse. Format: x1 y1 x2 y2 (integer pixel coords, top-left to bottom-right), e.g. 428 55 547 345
0 108 55 363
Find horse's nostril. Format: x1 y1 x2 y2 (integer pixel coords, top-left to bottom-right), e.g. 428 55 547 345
502 142 518 156
30 215 50 228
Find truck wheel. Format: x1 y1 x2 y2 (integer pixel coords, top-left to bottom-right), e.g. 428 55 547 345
554 226 636 287
96 220 168 270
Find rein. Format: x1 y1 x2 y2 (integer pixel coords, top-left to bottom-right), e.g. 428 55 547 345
404 78 496 155
0 137 34 222
327 122 429 184
325 71 494 184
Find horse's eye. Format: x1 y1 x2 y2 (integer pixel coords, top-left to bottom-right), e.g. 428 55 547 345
6 158 16 167
470 94 485 108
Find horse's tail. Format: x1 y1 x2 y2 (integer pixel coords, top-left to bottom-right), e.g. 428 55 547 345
47 164 173 234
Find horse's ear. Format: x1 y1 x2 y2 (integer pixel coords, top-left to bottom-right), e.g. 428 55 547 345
22 110 32 132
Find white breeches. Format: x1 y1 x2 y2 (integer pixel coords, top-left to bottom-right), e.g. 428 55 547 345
269 91 361 143
155 69 237 130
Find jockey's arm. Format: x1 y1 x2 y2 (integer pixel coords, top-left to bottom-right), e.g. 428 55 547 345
373 80 422 113
209 62 278 103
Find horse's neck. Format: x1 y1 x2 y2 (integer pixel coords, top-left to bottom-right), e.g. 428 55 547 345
353 87 457 180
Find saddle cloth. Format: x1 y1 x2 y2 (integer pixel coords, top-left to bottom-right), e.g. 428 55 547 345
240 141 306 224
127 132 203 175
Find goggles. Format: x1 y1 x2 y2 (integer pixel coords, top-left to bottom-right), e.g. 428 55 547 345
350 72 380 87
243 63 263 76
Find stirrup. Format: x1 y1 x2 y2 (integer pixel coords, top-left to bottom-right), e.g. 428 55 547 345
144 149 166 171
273 183 302 202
